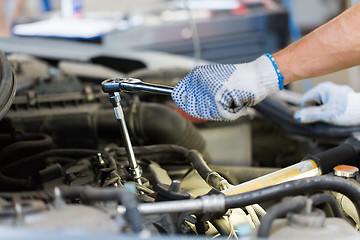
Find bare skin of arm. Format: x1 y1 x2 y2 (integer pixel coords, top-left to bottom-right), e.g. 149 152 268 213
0 0 10 37
273 3 360 85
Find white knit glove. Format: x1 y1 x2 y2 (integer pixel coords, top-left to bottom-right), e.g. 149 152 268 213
294 82 360 126
171 54 284 120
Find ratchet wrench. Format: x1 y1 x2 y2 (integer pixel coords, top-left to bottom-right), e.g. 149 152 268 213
101 78 174 186
102 78 173 95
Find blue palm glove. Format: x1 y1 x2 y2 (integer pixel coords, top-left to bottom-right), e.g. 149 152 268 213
171 54 283 120
294 82 360 126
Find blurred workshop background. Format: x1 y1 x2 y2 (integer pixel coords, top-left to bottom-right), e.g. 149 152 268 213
0 0 359 93
1 0 360 176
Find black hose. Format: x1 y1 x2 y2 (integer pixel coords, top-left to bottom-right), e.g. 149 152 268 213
134 102 206 152
0 50 16 120
60 186 143 233
6 100 207 154
0 148 100 190
254 98 360 138
310 193 343 218
188 150 228 190
188 150 212 178
0 133 17 144
97 102 208 156
1 148 100 172
0 133 53 190
257 196 307 238
0 172 33 191
313 144 359 174
0 145 189 190
257 193 344 238
0 133 53 166
118 188 143 233
225 175 360 217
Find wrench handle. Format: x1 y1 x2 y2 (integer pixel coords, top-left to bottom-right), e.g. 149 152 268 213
102 78 173 95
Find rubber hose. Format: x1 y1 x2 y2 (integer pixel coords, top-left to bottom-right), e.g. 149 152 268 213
225 175 360 217
188 150 212 179
188 150 229 190
0 50 16 120
310 193 343 218
60 186 143 233
0 133 53 190
0 145 195 190
0 145 190 191
1 148 100 172
313 144 359 174
257 196 307 238
0 133 53 166
257 193 344 238
0 133 17 144
97 102 207 155
121 189 144 233
2 145 190 173
0 172 33 191
132 102 206 153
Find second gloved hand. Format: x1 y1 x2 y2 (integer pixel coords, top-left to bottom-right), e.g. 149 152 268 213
171 54 283 120
294 82 360 126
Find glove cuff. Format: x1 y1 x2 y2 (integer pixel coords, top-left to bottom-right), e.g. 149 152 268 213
251 54 284 103
265 53 284 90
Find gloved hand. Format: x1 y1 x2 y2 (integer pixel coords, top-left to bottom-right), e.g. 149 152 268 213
294 82 360 126
171 54 284 120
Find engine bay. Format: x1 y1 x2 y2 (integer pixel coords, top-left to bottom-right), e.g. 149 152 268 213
1 46 360 239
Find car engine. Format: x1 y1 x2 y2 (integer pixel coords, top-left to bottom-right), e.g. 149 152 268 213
0 48 360 240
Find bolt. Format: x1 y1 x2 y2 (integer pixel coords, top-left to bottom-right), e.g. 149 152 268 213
169 180 181 193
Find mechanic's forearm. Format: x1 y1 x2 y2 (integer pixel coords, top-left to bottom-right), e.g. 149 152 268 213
273 3 360 85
